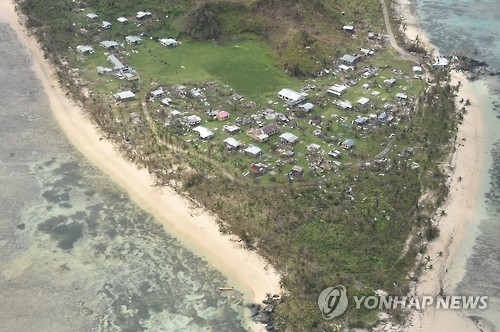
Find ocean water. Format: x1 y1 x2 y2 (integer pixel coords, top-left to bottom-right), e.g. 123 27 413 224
416 0 500 330
0 22 250 332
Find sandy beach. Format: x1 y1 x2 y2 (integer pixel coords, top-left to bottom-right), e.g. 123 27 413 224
0 0 280 312
397 0 486 331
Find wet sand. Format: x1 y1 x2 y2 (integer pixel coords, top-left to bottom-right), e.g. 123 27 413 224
0 0 280 309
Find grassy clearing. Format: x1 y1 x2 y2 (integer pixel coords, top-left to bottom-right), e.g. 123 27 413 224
124 38 299 97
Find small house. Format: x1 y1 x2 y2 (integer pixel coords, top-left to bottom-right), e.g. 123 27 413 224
100 40 119 49
327 84 347 97
76 45 94 55
223 137 242 150
361 70 374 79
280 132 299 145
96 66 112 75
217 111 230 121
114 91 135 101
357 97 370 108
341 139 355 150
150 87 164 99
125 36 142 45
223 125 240 135
396 92 408 102
261 124 279 136
247 124 279 142
160 38 179 47
136 11 152 20
244 145 262 157
384 78 396 87
333 100 353 111
249 163 268 176
86 13 98 20
161 98 172 106
277 88 308 106
186 115 201 126
413 66 423 74
300 102 314 112
102 21 112 29
340 54 361 65
360 48 374 56
193 126 214 140
291 165 304 177
117 17 128 24
342 25 354 32
248 131 268 143
353 116 369 126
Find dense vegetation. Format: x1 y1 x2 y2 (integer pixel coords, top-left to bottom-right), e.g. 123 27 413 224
16 0 463 330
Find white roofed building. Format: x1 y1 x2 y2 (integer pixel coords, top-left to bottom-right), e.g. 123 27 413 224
107 54 126 70
136 11 152 19
76 45 94 55
277 88 308 106
357 97 370 108
340 54 361 65
125 36 142 45
300 102 314 112
280 132 299 145
244 145 262 157
334 100 353 111
186 115 201 126
396 92 408 101
100 40 119 49
114 91 135 101
193 126 214 140
327 84 348 97
160 38 179 47
223 137 242 149
150 87 164 99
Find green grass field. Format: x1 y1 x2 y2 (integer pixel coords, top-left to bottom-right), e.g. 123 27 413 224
124 38 300 97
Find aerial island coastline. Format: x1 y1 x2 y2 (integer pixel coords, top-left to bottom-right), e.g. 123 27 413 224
397 0 487 331
0 0 281 309
2 0 490 330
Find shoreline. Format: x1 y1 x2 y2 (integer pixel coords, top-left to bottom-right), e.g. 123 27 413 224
396 0 486 331
0 0 280 316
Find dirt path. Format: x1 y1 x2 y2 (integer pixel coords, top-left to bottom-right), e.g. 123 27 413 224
380 0 420 63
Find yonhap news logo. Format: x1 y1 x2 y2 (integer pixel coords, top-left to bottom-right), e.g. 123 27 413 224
318 285 488 320
317 285 348 319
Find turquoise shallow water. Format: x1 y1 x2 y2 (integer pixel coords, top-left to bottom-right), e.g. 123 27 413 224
417 0 500 330
0 23 249 332
417 0 500 70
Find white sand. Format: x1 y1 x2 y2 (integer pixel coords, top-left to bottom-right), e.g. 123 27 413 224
0 0 281 311
397 0 485 331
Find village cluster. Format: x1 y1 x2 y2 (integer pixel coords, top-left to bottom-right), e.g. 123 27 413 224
72 10 432 182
